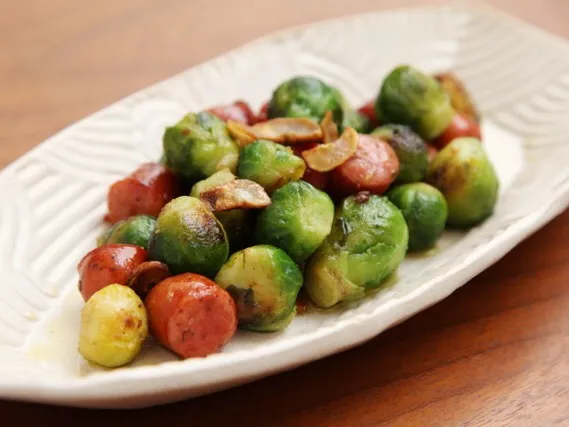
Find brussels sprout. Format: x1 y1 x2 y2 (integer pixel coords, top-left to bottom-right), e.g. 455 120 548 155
190 170 253 252
162 111 239 180
255 181 334 263
149 196 229 276
375 65 454 140
237 139 306 193
79 284 148 368
215 245 303 331
332 87 370 133
371 124 428 183
216 210 252 253
268 76 343 126
342 109 370 133
426 137 499 227
388 183 448 251
305 194 408 308
97 215 156 250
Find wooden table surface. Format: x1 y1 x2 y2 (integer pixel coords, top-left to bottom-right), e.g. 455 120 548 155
2 0 569 425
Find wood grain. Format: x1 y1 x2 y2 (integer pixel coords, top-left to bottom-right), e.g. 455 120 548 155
1 0 569 425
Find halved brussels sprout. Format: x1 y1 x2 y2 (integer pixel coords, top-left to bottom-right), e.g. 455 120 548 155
255 181 334 264
371 124 428 183
79 284 148 368
237 139 306 193
426 137 499 227
190 169 252 253
162 111 239 180
215 245 303 331
388 183 448 251
97 215 156 250
268 76 343 126
149 196 229 277
305 194 408 308
375 65 454 140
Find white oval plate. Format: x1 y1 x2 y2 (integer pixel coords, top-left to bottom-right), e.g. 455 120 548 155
1 3 569 408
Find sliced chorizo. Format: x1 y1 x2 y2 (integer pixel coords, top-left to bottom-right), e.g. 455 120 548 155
329 134 399 198
78 244 147 301
207 100 256 125
145 273 237 358
106 162 179 224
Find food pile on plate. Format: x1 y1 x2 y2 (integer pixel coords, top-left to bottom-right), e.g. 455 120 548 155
76 65 498 368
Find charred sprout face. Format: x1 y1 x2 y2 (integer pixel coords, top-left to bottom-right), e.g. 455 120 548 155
305 194 408 308
191 169 253 253
372 124 428 183
375 65 454 140
387 182 448 251
435 72 480 123
426 137 499 228
162 112 239 180
149 196 229 277
237 139 306 193
97 215 156 250
215 245 303 332
268 76 344 126
255 181 334 264
79 284 148 368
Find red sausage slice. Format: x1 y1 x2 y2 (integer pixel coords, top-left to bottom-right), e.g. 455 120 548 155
207 100 256 125
291 142 329 191
357 100 380 129
78 244 147 301
434 113 482 149
145 273 237 358
106 162 179 224
330 134 399 198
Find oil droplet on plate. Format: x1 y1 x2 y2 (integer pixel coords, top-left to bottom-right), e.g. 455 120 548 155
23 311 38 321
